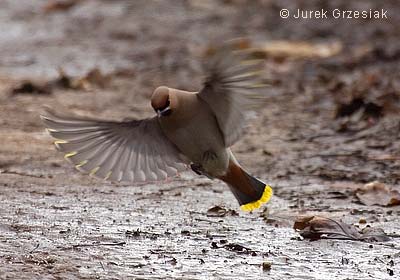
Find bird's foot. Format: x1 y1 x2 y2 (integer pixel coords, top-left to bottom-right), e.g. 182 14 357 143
190 163 203 175
190 163 213 179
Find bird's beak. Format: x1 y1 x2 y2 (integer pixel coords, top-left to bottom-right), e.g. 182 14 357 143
157 106 172 117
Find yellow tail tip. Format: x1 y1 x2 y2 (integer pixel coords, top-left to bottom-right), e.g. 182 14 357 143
240 185 273 212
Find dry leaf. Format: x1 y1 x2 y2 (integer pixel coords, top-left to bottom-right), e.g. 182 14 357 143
211 241 257 255
369 154 400 161
294 215 390 242
253 41 342 59
75 69 110 90
43 0 80 13
11 81 51 95
206 206 238 217
52 68 110 91
356 181 400 207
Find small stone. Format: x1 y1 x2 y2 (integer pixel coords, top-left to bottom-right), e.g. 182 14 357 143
359 218 367 224
181 230 190 236
262 261 272 271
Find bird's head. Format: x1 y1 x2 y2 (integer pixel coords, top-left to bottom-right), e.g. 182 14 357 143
151 86 174 117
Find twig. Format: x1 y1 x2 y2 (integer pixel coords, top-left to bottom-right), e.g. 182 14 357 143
307 133 336 142
194 218 220 224
305 151 362 159
368 156 400 161
1 170 45 178
72 241 126 248
28 242 40 254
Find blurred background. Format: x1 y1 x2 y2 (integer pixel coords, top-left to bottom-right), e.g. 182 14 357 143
0 0 399 279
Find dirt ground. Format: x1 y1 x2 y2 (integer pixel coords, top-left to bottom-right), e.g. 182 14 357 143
1 0 400 279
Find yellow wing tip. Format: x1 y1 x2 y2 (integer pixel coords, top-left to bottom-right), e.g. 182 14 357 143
104 171 112 180
64 151 77 158
89 166 100 176
76 160 88 169
240 185 273 212
54 140 68 149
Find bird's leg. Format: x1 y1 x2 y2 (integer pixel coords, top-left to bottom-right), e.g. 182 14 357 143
190 163 213 179
190 163 203 175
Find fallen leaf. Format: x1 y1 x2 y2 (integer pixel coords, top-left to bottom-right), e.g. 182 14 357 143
361 227 392 242
11 68 111 97
335 97 383 120
211 241 257 255
43 0 80 13
51 68 110 91
51 69 75 89
293 215 390 242
206 206 238 217
252 41 342 59
75 68 111 90
356 181 400 207
223 243 256 255
369 154 400 161
330 67 400 131
11 81 51 95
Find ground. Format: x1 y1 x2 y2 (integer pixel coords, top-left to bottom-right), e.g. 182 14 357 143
0 0 399 279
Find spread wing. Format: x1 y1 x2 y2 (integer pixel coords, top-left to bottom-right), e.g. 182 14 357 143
41 109 188 183
198 45 267 147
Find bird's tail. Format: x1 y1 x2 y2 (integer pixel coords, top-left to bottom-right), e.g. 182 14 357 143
219 159 272 211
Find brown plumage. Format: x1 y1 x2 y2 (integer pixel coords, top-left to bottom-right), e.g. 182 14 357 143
41 43 273 211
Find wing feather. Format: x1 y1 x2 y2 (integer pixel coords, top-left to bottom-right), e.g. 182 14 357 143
41 109 188 183
198 45 267 146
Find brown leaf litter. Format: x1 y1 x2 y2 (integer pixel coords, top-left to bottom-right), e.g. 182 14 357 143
355 181 400 207
294 215 390 242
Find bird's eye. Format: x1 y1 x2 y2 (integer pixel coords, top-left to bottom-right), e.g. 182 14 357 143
160 99 170 111
154 99 170 112
156 99 172 116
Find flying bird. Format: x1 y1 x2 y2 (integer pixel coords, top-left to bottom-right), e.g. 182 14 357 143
41 44 273 211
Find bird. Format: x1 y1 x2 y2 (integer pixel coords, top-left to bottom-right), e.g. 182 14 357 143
40 43 273 212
